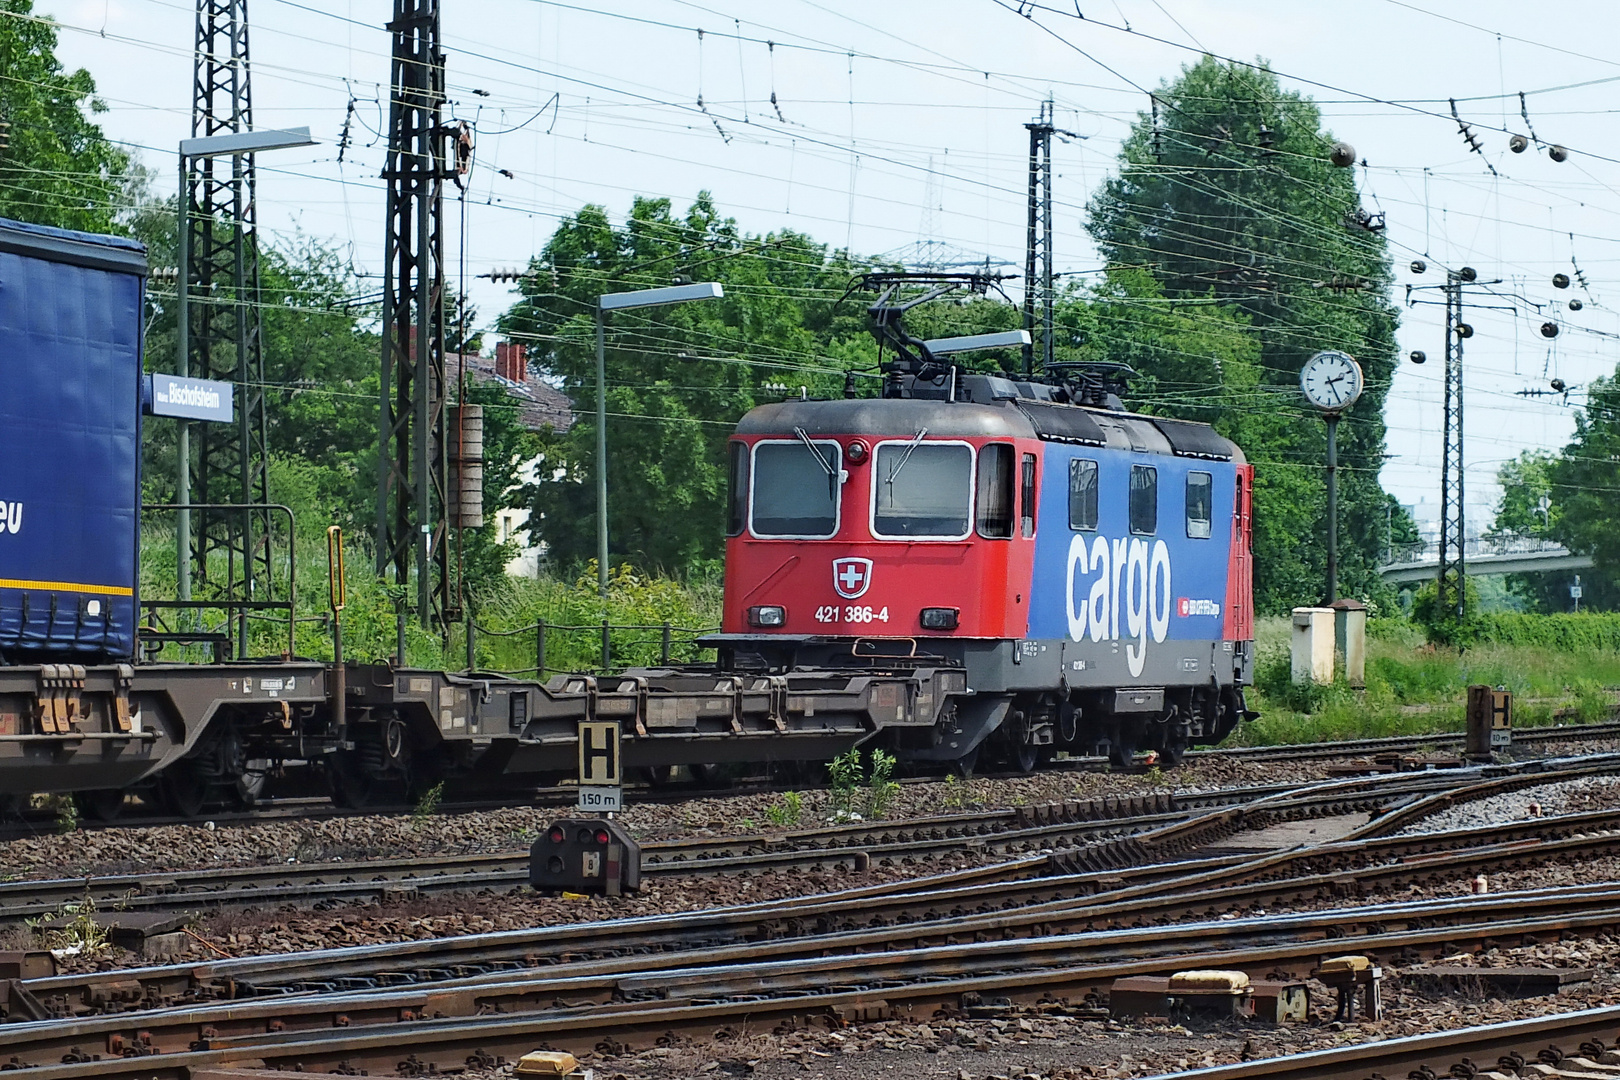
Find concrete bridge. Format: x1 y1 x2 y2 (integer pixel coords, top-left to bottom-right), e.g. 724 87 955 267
1379 535 1592 583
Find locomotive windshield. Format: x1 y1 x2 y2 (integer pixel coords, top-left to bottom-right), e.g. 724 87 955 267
751 439 842 537
873 441 972 538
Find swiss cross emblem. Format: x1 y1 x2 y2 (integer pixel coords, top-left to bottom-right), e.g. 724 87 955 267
832 557 873 600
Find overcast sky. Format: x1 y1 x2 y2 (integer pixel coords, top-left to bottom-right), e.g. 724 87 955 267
44 0 1620 531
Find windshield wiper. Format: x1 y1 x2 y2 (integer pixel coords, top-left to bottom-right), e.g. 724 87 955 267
793 427 836 477
885 427 929 487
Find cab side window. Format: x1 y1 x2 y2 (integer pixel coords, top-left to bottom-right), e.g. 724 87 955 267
975 443 1014 539
1068 458 1098 530
1019 454 1037 538
1129 465 1157 535
726 441 748 537
1186 471 1213 539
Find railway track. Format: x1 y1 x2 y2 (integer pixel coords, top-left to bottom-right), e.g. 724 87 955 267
7 759 1618 1014
0 757 1570 921
4 754 1618 1078
2 718 1614 842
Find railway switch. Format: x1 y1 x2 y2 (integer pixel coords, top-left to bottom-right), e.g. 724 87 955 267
529 818 642 896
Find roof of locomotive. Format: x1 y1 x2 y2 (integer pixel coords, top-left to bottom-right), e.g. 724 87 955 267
737 372 1244 464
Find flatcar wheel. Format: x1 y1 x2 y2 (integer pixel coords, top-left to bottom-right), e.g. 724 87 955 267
1159 738 1189 768
233 769 267 810
1012 741 1039 774
640 765 678 788
158 774 207 818
74 788 127 822
327 755 379 809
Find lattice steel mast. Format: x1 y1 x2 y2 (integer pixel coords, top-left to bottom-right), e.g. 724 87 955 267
1437 271 1469 619
1021 99 1055 377
376 0 451 630
184 0 269 639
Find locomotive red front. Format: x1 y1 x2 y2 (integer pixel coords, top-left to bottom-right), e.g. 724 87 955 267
712 371 1255 769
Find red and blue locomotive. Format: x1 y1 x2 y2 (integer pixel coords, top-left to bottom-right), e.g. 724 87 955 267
710 276 1255 769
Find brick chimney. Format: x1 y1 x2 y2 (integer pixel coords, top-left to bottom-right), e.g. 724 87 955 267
494 340 527 383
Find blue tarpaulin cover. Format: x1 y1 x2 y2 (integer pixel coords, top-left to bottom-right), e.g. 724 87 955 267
0 217 146 661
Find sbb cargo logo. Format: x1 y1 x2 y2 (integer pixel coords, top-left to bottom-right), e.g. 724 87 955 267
1064 535 1172 679
1178 597 1221 617
0 500 20 535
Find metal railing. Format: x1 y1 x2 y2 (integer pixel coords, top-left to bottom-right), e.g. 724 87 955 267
1384 532 1573 567
452 617 720 677
138 502 298 660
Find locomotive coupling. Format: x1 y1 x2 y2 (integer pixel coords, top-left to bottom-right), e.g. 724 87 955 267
530 818 642 896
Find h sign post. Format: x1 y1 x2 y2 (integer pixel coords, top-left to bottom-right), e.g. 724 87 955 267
577 720 622 813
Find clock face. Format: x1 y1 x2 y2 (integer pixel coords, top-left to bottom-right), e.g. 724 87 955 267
1300 351 1364 412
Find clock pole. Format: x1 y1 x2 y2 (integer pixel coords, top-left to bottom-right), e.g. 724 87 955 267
1325 411 1339 606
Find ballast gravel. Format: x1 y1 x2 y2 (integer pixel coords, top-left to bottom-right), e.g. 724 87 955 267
1398 775 1620 834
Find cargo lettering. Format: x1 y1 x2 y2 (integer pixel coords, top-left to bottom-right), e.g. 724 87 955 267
0 501 20 535
1064 534 1171 678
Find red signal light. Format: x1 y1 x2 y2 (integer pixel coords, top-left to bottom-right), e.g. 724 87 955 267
548 826 565 844
594 829 611 844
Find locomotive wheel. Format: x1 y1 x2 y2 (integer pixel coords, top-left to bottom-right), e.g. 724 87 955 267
1107 735 1138 770
1158 738 1189 768
74 788 127 822
1011 741 1040 774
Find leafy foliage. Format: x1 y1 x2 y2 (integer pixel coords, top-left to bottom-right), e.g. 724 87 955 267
497 194 873 572
1087 57 1404 613
0 0 127 233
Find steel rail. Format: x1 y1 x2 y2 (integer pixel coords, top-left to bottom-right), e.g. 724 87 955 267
20 800 1620 1022
12 898 1620 1079
5 886 1618 1067
0 766 1476 921
1154 1004 1620 1079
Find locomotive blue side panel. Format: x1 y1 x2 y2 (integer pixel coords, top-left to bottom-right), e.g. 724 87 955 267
1026 442 1236 674
0 218 147 661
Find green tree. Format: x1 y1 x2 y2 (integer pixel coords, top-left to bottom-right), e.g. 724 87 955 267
1086 56 1400 613
1537 382 1620 611
0 0 127 232
497 194 872 571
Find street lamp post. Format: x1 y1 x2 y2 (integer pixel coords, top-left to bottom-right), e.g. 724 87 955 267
594 282 724 597
174 127 314 601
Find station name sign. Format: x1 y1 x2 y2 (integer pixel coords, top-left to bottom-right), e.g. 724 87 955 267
146 374 235 423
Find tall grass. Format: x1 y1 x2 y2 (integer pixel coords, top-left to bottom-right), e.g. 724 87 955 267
138 519 721 674
1235 615 1620 745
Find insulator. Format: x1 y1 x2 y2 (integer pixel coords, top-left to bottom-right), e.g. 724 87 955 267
1553 273 1571 289
1455 323 1474 339
1329 142 1356 167
447 404 485 528
1410 259 1427 274
1551 378 1567 392
1458 266 1478 282
1541 321 1560 338
1509 134 1529 153
1409 350 1426 365
1570 299 1584 311
1549 144 1569 162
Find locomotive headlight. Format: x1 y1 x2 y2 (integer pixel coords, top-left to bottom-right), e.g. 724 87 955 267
844 439 869 464
920 607 959 631
748 605 787 628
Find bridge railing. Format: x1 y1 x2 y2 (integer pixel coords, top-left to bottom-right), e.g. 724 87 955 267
1384 533 1572 568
